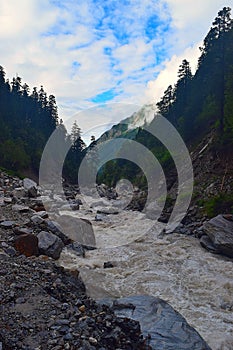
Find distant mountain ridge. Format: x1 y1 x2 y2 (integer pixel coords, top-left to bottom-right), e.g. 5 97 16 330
96 104 157 144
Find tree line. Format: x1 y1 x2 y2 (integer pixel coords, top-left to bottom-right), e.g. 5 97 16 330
98 7 233 187
0 69 87 181
156 6 233 144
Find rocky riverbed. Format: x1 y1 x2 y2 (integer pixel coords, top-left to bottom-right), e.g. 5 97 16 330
0 172 149 349
0 171 232 349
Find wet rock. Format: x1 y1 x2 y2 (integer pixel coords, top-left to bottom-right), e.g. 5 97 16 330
14 233 39 257
100 295 212 350
203 214 233 258
37 231 64 260
200 235 220 254
103 262 114 268
66 242 85 257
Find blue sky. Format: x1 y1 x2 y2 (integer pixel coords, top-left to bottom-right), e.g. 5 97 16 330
0 0 231 137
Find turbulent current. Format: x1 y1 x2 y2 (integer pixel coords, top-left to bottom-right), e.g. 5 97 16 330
58 196 233 350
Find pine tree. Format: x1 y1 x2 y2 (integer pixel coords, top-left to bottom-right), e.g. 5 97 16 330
156 85 174 116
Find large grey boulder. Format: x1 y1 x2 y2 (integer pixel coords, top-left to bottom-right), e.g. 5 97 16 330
202 215 233 258
55 215 96 247
100 295 212 350
23 178 38 198
37 231 64 260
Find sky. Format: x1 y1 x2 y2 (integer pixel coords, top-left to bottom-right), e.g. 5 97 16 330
0 0 232 140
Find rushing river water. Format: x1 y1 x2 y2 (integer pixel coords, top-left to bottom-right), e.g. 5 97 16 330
58 196 233 350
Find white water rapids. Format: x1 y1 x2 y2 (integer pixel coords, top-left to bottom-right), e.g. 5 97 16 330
58 196 233 350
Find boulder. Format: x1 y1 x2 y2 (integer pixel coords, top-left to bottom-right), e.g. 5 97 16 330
12 187 27 199
100 295 212 350
37 231 64 260
23 178 38 198
200 235 219 254
55 215 96 247
203 214 233 258
14 233 39 257
46 220 71 245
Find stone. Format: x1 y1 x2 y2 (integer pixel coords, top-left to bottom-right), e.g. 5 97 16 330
37 231 64 260
23 178 38 198
12 204 30 212
78 305 85 313
66 242 85 257
3 197 12 204
14 233 39 257
100 295 212 350
222 214 233 222
97 184 117 200
89 337 98 345
0 220 16 228
14 227 33 235
31 215 44 225
36 211 48 219
203 214 233 258
145 202 161 220
200 235 219 254
97 207 119 215
5 246 16 256
46 220 71 245
12 187 27 199
103 262 114 268
55 215 96 247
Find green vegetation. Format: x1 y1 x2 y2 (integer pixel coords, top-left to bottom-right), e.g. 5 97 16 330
157 7 233 144
0 68 86 181
99 7 233 190
202 194 233 218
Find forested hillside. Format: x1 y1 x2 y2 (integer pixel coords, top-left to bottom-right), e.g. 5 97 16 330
0 69 58 174
0 70 86 180
157 6 233 144
98 7 233 188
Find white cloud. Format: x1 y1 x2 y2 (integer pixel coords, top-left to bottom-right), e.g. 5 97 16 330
0 0 232 134
144 43 201 105
143 0 233 106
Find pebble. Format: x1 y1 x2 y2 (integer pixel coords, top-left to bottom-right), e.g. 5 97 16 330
0 220 16 228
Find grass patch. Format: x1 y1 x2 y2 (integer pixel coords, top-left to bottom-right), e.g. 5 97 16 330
203 193 233 218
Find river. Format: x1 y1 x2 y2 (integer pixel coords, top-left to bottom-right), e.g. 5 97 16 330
58 196 233 350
